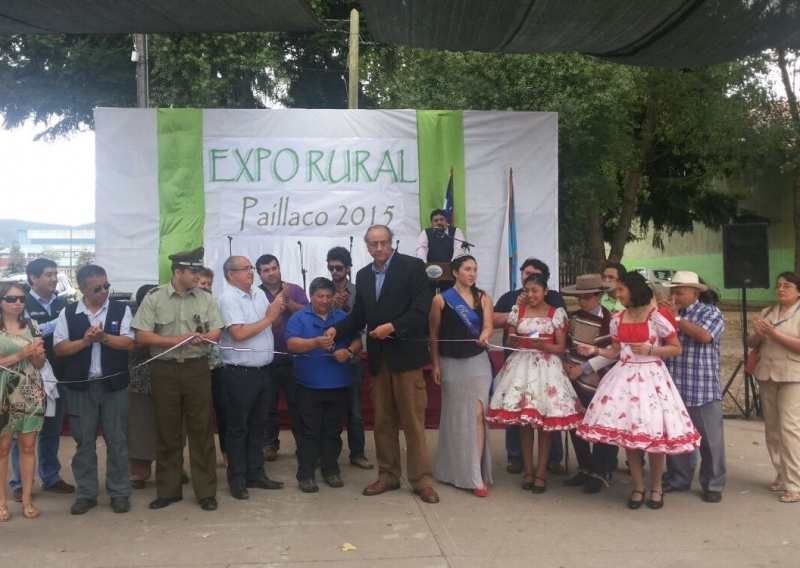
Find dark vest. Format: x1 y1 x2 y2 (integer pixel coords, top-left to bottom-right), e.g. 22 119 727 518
25 292 67 375
61 300 130 391
425 226 456 262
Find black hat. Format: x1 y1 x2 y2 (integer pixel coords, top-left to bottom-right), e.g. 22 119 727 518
168 247 205 268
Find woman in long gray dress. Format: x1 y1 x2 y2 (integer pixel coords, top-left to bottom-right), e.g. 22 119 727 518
429 253 494 496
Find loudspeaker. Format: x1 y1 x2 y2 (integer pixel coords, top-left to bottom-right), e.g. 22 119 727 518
722 223 770 289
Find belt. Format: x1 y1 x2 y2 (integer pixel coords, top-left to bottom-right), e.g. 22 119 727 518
225 364 269 372
155 357 206 364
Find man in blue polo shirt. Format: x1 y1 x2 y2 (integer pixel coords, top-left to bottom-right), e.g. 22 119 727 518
286 277 362 494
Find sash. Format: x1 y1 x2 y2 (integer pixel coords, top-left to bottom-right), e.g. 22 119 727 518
442 287 481 338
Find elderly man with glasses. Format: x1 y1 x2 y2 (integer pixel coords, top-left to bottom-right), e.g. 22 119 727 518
131 247 224 512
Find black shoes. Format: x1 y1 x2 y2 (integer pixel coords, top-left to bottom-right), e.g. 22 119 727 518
230 486 249 500
246 477 284 490
299 479 320 493
149 496 182 509
582 476 605 494
531 477 547 494
628 489 645 510
661 483 683 494
702 490 723 503
70 497 98 515
324 474 344 488
648 489 664 510
43 480 76 494
110 496 131 513
563 471 590 487
506 460 524 474
199 497 218 511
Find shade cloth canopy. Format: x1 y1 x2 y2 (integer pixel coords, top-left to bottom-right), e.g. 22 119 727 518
1 1 799 66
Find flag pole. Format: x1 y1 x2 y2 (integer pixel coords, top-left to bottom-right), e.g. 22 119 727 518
508 167 517 291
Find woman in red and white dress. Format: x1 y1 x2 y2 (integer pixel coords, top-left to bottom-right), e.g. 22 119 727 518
577 272 700 511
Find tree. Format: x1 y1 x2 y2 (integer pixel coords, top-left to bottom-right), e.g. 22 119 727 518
75 250 94 270
5 241 26 274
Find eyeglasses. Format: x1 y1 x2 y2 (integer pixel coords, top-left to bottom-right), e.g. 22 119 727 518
1 295 25 303
367 240 392 249
776 283 797 289
91 282 112 294
229 265 255 272
327 264 346 272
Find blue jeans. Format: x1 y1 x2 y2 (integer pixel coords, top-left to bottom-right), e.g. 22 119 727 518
505 425 563 465
10 384 66 490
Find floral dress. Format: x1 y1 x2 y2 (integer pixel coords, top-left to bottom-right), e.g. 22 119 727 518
0 328 45 435
486 305 583 430
576 309 701 453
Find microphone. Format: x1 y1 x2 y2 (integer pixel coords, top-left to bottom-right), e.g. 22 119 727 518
349 235 353 255
297 240 303 252
434 226 445 237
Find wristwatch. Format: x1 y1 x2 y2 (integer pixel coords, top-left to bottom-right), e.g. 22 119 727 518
345 347 354 359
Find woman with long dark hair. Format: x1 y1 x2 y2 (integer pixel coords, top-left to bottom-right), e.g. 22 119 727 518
429 253 494 497
0 282 47 520
577 272 700 510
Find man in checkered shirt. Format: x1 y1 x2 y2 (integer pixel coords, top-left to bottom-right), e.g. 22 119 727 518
658 271 726 503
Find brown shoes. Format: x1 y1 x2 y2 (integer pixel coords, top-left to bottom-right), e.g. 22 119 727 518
414 487 440 504
362 480 401 496
263 447 278 462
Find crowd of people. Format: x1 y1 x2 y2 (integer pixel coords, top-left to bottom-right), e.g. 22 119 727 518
1 216 798 521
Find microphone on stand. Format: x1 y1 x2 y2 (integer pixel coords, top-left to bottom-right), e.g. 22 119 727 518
297 240 307 292
227 235 233 256
396 239 400 252
435 227 475 250
349 236 353 255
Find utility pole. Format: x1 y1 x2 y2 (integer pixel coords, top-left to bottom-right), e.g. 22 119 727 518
347 9 360 109
134 33 149 108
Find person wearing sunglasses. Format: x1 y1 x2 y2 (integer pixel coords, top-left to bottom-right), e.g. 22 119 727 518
53 265 135 515
326 246 372 471
9 258 75 504
0 282 47 521
131 247 225 512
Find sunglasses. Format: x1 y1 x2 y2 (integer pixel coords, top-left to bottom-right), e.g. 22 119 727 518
193 314 206 333
91 282 112 294
1 295 26 303
327 265 346 272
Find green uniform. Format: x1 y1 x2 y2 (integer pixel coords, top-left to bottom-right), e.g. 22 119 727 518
601 293 625 313
131 282 225 502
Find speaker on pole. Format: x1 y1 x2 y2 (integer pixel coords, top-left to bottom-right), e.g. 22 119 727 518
722 223 770 289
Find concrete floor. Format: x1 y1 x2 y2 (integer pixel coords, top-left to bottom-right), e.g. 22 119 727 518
2 419 798 568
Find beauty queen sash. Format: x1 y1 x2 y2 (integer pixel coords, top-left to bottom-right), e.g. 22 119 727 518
441 288 481 339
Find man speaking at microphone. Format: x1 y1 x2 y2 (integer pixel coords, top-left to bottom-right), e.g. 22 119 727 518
415 209 467 262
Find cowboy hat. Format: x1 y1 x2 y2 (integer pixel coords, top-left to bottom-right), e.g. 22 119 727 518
560 273 609 295
662 271 708 292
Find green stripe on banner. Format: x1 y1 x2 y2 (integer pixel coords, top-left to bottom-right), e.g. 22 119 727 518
416 111 466 233
157 109 205 283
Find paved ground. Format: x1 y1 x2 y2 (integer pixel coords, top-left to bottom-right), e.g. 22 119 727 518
2 419 798 568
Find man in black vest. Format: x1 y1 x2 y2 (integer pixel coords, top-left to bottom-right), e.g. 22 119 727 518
53 265 135 515
415 209 467 263
10 258 74 502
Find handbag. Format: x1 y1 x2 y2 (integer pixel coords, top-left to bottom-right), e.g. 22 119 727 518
745 347 759 375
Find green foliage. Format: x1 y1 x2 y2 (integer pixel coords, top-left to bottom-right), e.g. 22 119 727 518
75 250 94 270
0 34 135 139
5 242 26 275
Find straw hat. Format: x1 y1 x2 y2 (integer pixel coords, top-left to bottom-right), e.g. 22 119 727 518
560 273 609 295
663 271 708 292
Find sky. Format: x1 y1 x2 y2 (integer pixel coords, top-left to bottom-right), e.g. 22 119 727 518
0 121 95 226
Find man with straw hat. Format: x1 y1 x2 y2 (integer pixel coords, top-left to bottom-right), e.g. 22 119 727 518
658 271 726 503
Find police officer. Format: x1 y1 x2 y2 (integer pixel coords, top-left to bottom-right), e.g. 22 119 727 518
131 247 225 511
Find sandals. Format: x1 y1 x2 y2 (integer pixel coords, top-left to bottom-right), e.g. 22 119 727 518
648 489 664 510
22 503 40 519
221 453 229 469
769 480 784 492
521 474 535 491
780 490 800 503
0 505 9 522
628 489 645 510
531 476 547 494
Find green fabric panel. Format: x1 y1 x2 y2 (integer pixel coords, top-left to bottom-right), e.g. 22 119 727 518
416 111 466 233
157 109 205 283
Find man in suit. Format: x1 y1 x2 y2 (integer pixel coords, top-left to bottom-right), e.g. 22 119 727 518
325 225 439 503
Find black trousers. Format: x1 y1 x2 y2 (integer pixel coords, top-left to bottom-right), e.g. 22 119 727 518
294 384 349 482
570 385 617 476
210 366 229 454
264 364 299 449
223 365 270 488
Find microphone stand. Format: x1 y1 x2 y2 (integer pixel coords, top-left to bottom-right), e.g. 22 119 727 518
396 239 400 252
349 236 353 256
227 236 233 256
297 240 307 292
434 228 475 251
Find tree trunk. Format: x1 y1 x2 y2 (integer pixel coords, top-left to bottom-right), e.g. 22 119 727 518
585 208 606 272
607 81 660 263
777 49 800 272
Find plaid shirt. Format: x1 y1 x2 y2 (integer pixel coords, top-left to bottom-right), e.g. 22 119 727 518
665 300 725 406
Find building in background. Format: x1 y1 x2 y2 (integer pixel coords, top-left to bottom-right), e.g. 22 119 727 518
0 228 95 280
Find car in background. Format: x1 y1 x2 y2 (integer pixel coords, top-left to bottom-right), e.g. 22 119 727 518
632 267 720 304
0 272 77 303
